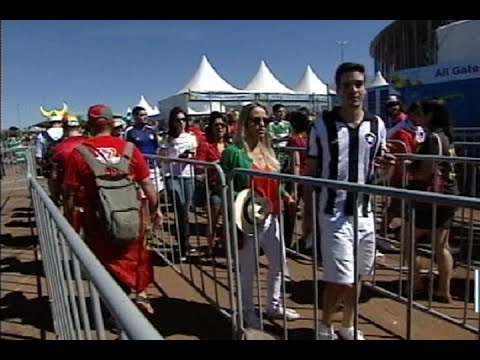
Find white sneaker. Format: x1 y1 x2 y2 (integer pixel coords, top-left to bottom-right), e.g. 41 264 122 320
337 326 365 340
316 322 337 340
243 312 262 330
265 306 300 321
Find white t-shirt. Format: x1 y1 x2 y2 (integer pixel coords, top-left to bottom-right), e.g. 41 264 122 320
160 132 197 178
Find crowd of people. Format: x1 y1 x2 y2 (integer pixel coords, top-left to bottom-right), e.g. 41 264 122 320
30 62 460 340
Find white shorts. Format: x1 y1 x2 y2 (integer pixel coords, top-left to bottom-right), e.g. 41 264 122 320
319 212 376 285
140 167 164 198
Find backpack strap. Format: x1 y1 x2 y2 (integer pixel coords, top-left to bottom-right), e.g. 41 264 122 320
76 144 108 177
76 142 135 177
115 142 135 174
431 132 443 192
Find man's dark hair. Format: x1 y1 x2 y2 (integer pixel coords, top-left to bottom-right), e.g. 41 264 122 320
132 106 146 118
272 104 285 113
335 62 366 88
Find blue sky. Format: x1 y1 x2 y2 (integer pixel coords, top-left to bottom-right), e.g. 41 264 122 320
3 20 393 128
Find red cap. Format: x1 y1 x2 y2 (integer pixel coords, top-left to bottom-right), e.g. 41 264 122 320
87 104 113 124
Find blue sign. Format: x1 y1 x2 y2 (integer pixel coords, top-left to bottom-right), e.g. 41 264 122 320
393 60 480 86
400 78 480 128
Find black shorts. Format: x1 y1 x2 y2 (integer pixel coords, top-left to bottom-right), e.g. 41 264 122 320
410 205 456 230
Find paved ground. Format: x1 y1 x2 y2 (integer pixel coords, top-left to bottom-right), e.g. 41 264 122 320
1 173 479 340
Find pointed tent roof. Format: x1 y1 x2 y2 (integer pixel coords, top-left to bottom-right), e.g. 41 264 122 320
293 65 328 94
368 71 389 88
244 60 295 94
177 55 240 94
136 95 160 116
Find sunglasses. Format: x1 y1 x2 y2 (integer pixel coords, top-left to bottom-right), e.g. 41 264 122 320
250 117 269 125
177 117 187 122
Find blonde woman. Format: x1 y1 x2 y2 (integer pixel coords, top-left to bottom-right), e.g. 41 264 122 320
219 102 299 329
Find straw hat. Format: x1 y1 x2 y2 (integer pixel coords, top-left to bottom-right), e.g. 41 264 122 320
63 113 80 127
235 189 271 235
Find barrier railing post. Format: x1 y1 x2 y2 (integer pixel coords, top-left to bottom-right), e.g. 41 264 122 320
228 175 243 339
312 189 319 340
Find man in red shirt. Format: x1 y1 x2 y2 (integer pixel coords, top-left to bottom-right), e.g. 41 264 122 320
51 114 85 205
63 104 162 314
50 114 86 231
386 95 408 129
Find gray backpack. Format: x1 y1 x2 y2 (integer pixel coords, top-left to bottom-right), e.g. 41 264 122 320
76 142 141 247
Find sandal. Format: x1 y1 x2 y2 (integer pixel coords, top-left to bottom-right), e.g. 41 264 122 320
135 294 154 315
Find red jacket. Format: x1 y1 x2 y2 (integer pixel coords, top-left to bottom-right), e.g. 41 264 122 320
388 127 418 184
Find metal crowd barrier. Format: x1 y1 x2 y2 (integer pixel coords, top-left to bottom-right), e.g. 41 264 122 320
227 165 480 340
25 152 163 340
279 145 480 338
1 147 31 193
143 155 237 338
373 153 479 333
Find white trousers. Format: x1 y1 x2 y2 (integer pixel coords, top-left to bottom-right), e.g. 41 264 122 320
239 215 286 314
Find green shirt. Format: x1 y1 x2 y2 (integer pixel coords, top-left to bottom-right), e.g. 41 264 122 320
268 120 291 140
216 143 286 198
217 144 252 196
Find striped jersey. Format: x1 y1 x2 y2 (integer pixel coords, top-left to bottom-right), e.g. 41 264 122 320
307 108 387 216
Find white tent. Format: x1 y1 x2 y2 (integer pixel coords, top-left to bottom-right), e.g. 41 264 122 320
158 55 239 117
244 60 295 94
294 65 329 95
177 55 240 94
136 95 160 117
368 71 389 88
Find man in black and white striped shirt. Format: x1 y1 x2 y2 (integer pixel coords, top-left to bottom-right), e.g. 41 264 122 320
304 62 395 340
